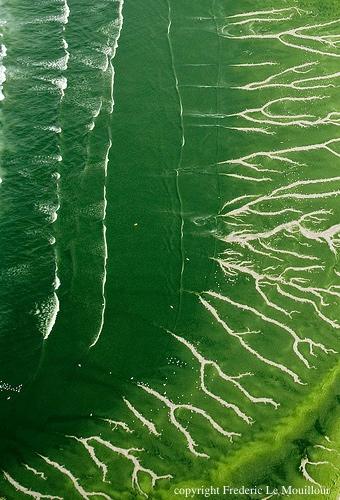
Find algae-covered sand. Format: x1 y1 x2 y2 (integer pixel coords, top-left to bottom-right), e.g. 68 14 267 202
0 0 339 498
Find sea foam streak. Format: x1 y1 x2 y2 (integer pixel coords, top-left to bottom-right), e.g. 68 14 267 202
89 0 125 348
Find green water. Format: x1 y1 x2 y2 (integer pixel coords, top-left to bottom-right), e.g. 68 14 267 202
0 0 339 498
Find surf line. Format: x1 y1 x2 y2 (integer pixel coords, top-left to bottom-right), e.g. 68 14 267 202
89 0 125 348
44 0 69 341
44 168 62 340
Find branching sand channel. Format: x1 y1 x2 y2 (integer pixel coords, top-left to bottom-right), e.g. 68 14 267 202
186 4 340 477
126 2 340 481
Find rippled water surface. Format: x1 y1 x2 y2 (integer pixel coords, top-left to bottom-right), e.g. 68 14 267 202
0 0 339 498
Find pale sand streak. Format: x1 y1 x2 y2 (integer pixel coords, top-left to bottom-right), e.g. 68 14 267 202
123 397 161 436
221 16 340 58
198 297 303 384
3 471 61 500
68 435 171 497
39 455 111 500
205 290 335 368
138 382 240 458
23 464 46 480
170 331 279 416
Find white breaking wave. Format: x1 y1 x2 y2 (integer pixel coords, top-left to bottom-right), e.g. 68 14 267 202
62 38 70 73
0 42 7 101
37 284 60 341
39 125 62 134
62 0 70 24
44 263 61 340
37 168 61 341
45 54 68 71
39 75 68 97
22 0 70 25
45 165 62 340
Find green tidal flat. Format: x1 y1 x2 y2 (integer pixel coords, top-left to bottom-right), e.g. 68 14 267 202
0 0 339 498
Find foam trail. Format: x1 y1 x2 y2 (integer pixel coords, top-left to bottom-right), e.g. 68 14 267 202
89 141 110 348
90 0 125 348
166 0 185 150
108 0 124 114
166 0 186 326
